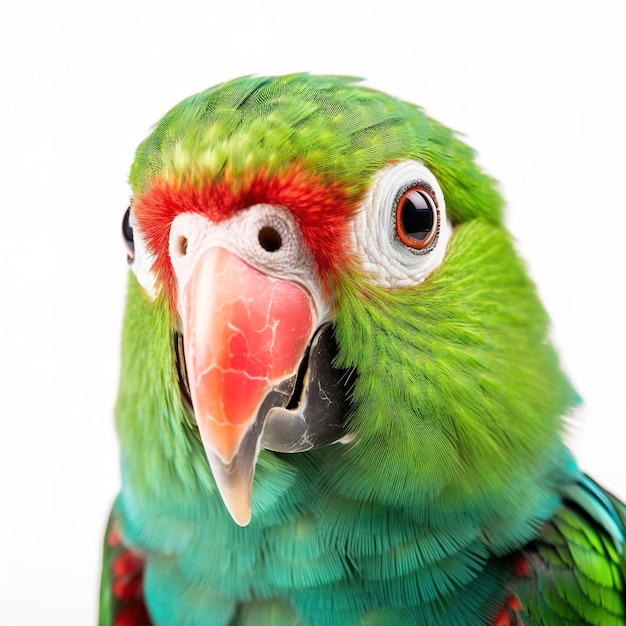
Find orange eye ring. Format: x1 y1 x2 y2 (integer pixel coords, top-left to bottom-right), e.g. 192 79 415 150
395 187 438 250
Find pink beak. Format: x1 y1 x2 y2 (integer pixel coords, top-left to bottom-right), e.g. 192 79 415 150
182 246 315 525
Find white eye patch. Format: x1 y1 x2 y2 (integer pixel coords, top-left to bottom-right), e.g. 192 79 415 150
350 161 453 288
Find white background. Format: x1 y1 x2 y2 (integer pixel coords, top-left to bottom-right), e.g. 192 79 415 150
1 1 624 623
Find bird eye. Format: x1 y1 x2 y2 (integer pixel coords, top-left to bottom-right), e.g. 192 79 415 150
122 207 135 263
351 161 452 288
395 187 438 251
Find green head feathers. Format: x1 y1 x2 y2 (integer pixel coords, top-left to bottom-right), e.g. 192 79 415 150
107 74 595 625
119 72 577 551
130 74 503 224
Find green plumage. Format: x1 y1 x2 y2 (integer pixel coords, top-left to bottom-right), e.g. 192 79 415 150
130 74 502 224
517 480 626 625
100 75 625 625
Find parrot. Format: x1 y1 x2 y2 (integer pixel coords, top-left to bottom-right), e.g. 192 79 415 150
99 74 626 626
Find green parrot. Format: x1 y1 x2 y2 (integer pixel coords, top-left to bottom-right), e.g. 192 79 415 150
99 74 626 626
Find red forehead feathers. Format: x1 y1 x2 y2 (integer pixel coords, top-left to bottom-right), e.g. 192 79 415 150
132 166 358 307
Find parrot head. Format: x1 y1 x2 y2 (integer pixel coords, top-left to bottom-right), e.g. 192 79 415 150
118 75 576 529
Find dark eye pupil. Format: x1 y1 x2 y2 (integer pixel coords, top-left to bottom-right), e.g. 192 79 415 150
122 207 135 261
401 191 433 241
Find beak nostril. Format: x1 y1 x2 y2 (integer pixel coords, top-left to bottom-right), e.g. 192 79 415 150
178 236 188 256
258 226 282 252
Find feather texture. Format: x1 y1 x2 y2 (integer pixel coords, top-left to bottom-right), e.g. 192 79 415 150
100 75 625 625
